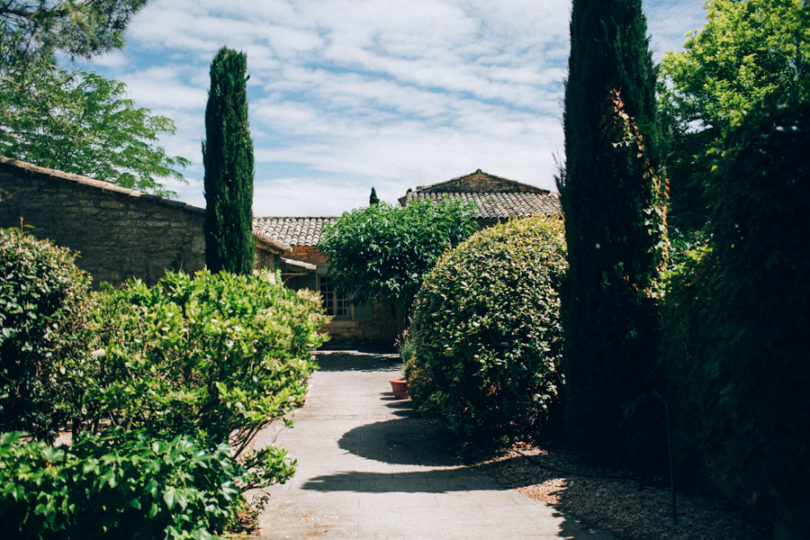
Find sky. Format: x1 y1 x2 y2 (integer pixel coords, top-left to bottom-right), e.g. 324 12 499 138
75 0 707 216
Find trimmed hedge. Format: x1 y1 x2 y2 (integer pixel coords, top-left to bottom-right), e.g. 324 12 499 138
406 216 567 451
0 229 92 439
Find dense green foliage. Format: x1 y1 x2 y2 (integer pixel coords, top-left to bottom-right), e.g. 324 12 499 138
203 47 255 274
658 247 717 483
655 5 810 532
0 429 267 539
0 229 91 440
559 0 668 457
0 68 188 197
0 0 147 68
659 0 810 231
0 1 185 196
661 102 810 534
318 198 477 313
369 187 379 206
0 233 327 535
82 270 328 451
406 217 567 452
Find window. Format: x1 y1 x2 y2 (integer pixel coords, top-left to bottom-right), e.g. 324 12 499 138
319 276 349 318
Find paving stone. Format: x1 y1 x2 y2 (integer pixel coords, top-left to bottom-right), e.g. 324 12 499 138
255 350 615 539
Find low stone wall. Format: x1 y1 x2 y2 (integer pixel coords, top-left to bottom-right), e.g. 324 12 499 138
0 157 205 286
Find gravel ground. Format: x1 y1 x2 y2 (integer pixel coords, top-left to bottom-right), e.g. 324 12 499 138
478 444 771 540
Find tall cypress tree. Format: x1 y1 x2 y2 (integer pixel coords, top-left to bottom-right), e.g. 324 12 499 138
558 0 668 457
369 187 380 206
203 47 255 274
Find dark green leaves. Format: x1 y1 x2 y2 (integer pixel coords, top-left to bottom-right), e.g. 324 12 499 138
203 47 255 275
407 217 567 453
0 68 189 197
0 229 92 440
0 428 262 538
318 197 477 313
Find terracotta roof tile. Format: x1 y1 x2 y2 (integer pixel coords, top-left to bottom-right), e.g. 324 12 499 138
253 217 336 247
398 169 560 219
403 190 560 219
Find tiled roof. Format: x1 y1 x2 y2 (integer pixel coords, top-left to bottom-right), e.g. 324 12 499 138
404 190 560 219
253 216 336 247
0 156 204 215
399 169 560 219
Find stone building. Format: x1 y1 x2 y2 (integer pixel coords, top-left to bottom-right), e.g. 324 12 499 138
0 156 288 285
254 169 561 346
1 159 560 345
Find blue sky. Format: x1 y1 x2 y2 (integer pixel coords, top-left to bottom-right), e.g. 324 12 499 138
75 0 707 216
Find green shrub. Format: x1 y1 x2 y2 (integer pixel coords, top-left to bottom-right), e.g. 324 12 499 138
78 270 328 451
0 428 285 539
0 229 92 439
658 246 721 483
406 217 567 452
660 102 810 534
318 197 477 313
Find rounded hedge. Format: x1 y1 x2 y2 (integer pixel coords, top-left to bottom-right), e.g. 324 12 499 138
406 216 567 451
0 229 92 439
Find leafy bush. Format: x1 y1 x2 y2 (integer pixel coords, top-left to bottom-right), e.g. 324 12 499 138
318 198 477 313
406 217 567 451
660 102 810 534
0 428 287 539
704 102 810 530
657 246 720 483
0 229 92 439
78 270 328 451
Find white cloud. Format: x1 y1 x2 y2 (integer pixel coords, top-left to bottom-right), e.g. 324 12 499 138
79 0 706 215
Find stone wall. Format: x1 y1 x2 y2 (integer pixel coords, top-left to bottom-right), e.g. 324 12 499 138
0 157 205 286
281 245 399 347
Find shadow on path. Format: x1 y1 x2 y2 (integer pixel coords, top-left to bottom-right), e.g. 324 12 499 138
337 417 457 466
302 467 502 493
315 350 400 372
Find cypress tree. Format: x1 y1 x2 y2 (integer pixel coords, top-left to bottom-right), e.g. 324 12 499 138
558 0 668 457
203 47 255 274
369 186 380 206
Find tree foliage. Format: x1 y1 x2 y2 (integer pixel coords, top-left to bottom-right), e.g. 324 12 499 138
0 228 92 440
0 1 188 196
0 0 147 69
659 0 810 231
558 0 668 457
83 270 328 452
683 102 809 534
0 68 188 197
203 47 255 274
318 198 477 313
406 217 567 452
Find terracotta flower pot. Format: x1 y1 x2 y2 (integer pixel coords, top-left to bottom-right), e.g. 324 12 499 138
389 378 409 399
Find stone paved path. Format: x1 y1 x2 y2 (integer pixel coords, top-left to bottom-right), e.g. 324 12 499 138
255 350 615 539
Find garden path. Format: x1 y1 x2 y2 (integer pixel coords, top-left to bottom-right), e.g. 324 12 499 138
254 350 615 539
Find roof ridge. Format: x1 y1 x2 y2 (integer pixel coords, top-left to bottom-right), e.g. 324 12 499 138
0 155 204 215
254 216 338 220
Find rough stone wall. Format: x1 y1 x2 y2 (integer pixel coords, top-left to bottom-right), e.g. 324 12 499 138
253 247 278 281
430 171 544 193
282 244 398 346
325 302 399 347
289 245 326 267
0 158 205 286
